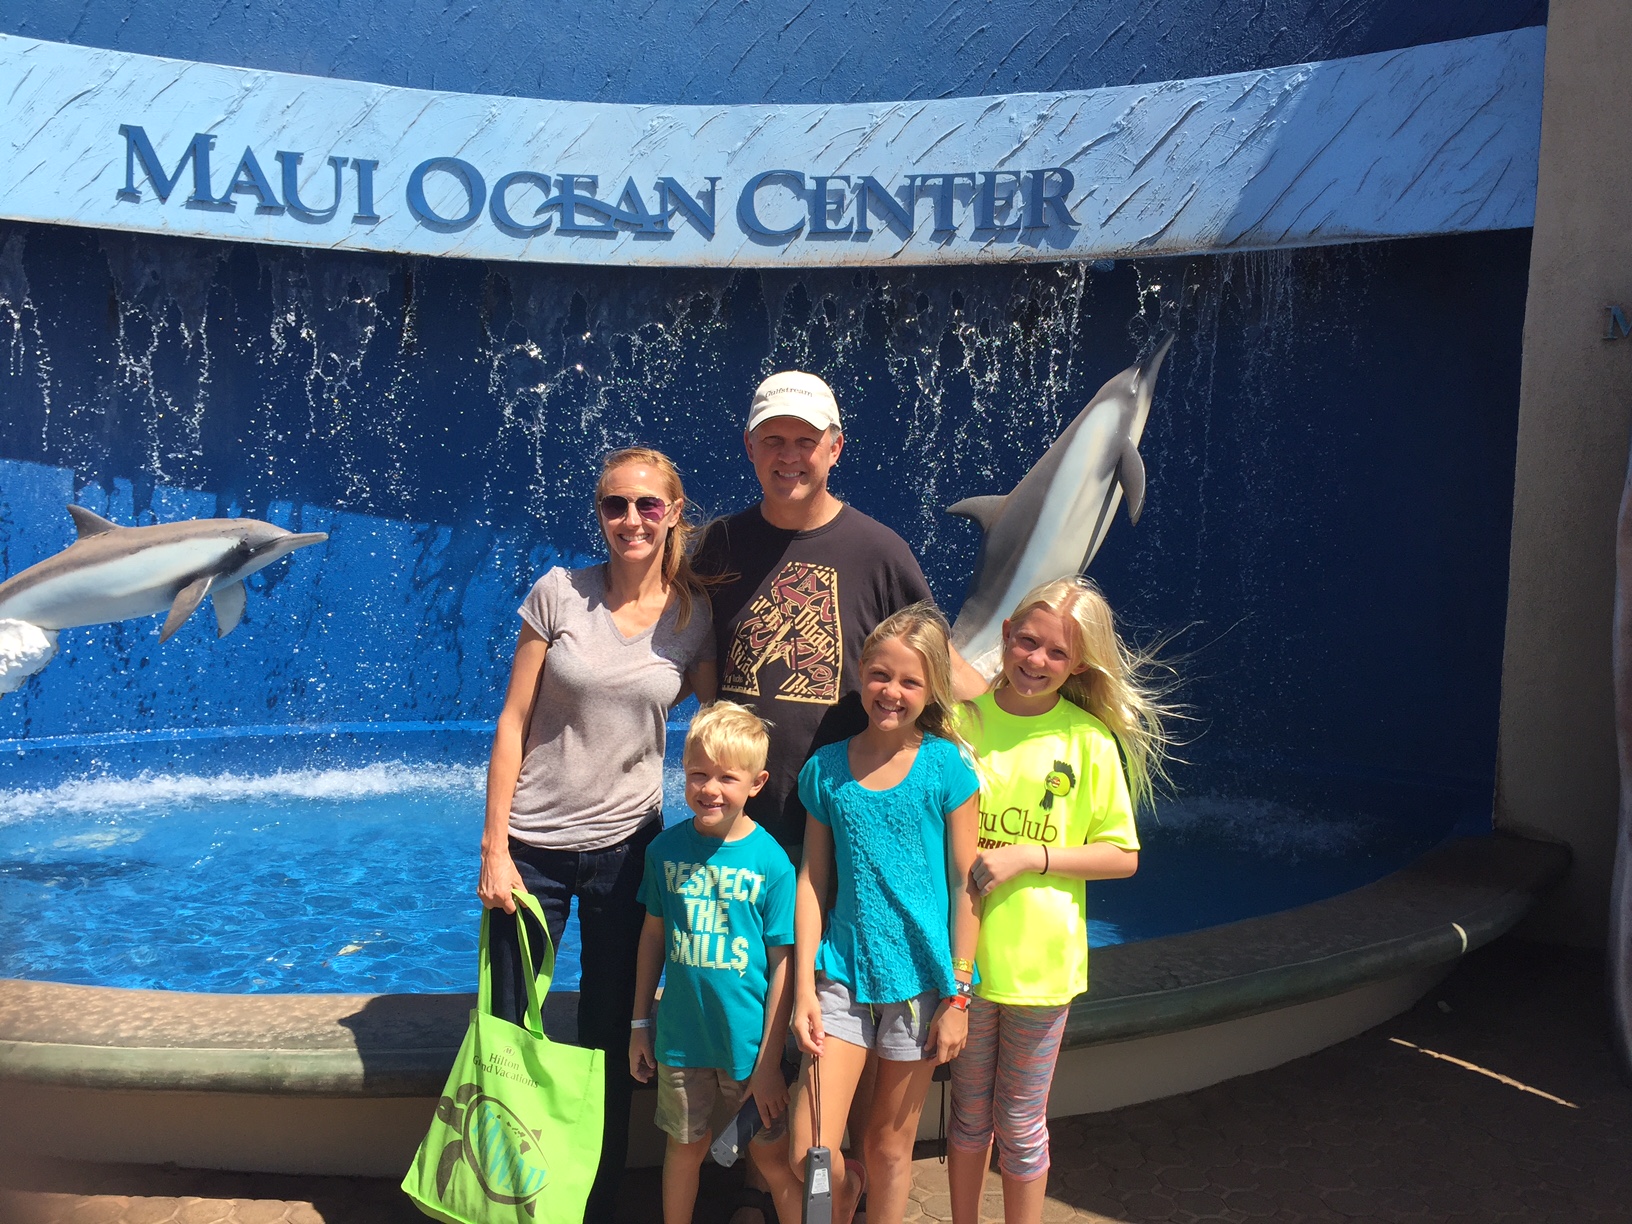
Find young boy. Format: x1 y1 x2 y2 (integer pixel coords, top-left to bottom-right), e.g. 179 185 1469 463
631 701 802 1224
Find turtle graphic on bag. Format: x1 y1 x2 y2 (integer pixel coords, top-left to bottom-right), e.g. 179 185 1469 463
434 1084 551 1213
404 893 604 1224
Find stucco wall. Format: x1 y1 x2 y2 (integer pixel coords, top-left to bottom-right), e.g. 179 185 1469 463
1498 0 1632 943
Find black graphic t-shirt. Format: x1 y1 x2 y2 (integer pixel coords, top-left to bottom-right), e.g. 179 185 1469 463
694 505 934 851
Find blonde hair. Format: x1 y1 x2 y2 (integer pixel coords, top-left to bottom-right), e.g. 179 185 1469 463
684 701 770 775
995 577 1175 812
596 446 708 630
860 602 968 751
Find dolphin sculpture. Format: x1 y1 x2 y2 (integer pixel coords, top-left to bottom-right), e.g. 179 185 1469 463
947 334 1173 677
0 505 328 649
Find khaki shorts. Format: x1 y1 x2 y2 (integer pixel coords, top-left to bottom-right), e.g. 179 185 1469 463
653 1063 790 1145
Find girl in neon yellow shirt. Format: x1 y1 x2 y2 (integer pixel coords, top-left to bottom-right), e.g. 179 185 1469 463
948 577 1174 1224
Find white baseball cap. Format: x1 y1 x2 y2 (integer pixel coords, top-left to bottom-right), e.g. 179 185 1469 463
746 371 842 435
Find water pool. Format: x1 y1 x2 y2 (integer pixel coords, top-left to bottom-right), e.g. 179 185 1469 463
0 738 1459 994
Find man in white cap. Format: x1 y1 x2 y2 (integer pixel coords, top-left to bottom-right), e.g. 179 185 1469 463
694 370 985 856
693 371 984 1224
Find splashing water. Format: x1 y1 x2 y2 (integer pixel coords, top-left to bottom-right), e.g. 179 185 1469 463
0 760 484 823
0 749 1438 993
0 619 56 695
0 222 1531 991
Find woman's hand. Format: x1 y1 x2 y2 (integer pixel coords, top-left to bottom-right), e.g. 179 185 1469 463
629 1027 657 1083
925 999 969 1064
970 843 1045 896
478 848 526 912
791 989 825 1057
749 1060 788 1125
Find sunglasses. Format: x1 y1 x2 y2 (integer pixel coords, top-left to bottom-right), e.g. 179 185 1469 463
598 495 669 523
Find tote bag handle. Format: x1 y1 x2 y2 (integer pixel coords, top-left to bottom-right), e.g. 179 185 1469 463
477 889 557 1039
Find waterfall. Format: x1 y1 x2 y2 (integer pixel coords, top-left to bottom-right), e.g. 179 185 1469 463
0 219 1530 837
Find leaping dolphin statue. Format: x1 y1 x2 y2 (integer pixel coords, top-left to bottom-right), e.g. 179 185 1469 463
0 505 328 651
947 334 1173 677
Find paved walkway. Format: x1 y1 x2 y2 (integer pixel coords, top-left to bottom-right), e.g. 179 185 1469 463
3 938 1629 1224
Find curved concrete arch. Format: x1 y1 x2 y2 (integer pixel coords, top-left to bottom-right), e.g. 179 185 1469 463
0 28 1541 267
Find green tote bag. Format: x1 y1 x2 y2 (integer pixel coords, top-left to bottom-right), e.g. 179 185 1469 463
403 891 605 1224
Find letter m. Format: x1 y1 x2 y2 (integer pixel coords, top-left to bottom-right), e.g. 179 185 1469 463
118 125 216 203
1607 306 1632 341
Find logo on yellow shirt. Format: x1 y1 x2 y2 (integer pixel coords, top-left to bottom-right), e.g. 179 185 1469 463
1040 761 1075 810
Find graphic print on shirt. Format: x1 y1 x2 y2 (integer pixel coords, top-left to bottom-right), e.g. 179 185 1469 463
722 561 842 704
663 859 769 974
978 762 1063 851
1040 761 1076 810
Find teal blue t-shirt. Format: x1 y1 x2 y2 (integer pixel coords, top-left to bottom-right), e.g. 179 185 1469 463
797 734 979 1004
639 820 797 1080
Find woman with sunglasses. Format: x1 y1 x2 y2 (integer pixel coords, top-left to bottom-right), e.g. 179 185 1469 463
478 446 717 1224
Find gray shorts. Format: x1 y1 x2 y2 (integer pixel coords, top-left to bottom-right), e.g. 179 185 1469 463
817 974 940 1062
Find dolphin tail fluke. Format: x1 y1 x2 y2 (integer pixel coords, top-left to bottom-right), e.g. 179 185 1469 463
213 580 247 637
1118 441 1148 524
160 574 215 643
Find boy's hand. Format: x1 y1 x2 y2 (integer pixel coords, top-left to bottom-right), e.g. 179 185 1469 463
629 1027 657 1083
970 843 1045 896
791 990 825 1057
925 999 969 1064
748 1061 788 1125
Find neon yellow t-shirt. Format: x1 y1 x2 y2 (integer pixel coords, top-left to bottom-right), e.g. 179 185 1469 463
960 691 1138 1006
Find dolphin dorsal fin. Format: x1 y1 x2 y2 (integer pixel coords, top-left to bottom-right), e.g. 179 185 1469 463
946 494 1007 532
66 505 120 539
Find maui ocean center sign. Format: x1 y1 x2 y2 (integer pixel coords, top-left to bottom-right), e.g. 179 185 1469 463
112 124 1078 244
1 30 1543 268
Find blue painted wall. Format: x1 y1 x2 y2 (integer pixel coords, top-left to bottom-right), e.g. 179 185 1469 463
8 0 1543 104
0 1 1537 837
0 220 1530 835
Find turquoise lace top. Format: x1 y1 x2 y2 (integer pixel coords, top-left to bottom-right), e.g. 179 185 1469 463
798 734 979 1004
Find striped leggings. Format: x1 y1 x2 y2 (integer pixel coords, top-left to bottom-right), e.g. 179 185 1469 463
948 996 1070 1181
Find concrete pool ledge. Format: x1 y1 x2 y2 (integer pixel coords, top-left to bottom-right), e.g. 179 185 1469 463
0 831 1571 1174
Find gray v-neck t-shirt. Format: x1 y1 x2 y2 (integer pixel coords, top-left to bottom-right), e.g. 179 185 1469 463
509 564 715 852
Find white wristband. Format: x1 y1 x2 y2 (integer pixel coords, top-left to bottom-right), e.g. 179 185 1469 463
631 1018 653 1030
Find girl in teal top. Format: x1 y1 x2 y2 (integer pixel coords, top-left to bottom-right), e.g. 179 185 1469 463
782 603 981 1224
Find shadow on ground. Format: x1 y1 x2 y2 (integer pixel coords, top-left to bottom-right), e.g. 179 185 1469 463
3 937 1629 1223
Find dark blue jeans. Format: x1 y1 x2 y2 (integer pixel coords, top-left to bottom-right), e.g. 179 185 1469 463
488 818 660 1224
